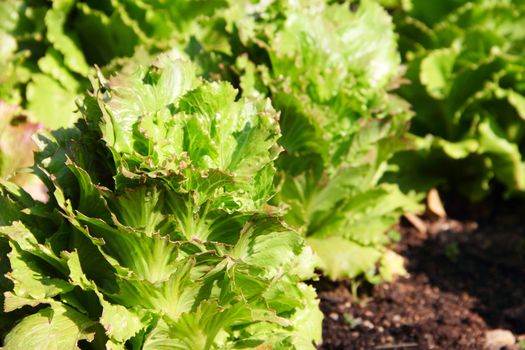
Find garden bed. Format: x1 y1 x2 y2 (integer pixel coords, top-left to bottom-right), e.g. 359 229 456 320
317 198 525 349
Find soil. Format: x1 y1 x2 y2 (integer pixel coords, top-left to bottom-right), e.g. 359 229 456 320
316 197 525 350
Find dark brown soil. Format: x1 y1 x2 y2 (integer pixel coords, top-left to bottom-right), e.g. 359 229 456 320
316 198 525 350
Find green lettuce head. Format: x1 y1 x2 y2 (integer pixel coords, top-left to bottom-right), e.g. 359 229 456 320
391 0 525 200
212 0 420 281
0 53 322 349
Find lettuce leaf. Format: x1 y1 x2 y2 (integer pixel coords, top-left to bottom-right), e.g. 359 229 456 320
0 102 47 202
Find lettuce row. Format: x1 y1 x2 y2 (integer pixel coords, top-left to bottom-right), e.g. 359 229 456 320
389 0 525 200
202 0 420 281
1 0 421 286
0 55 322 349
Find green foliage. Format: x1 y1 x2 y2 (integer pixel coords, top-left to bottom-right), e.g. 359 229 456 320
204 0 420 281
0 0 448 345
390 0 525 200
0 56 322 349
0 0 228 129
0 0 420 292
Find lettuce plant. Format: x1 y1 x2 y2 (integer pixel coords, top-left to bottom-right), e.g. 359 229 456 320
390 0 525 200
200 0 420 281
0 53 322 349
